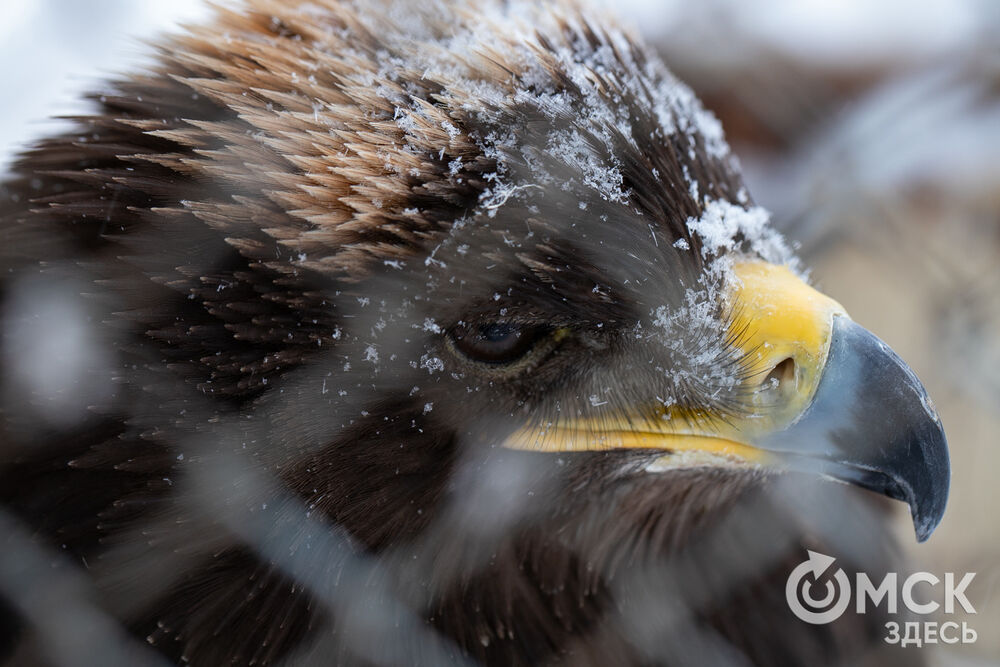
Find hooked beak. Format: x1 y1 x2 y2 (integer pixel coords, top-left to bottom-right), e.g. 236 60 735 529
501 261 950 542
760 316 949 541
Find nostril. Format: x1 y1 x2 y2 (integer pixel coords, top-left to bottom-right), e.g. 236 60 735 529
763 357 796 391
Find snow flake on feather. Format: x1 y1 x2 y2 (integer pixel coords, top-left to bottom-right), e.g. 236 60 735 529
357 0 733 215
419 354 445 374
141 0 747 284
686 199 797 268
649 286 741 392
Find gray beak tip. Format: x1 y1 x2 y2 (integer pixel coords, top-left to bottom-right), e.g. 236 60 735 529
763 318 951 542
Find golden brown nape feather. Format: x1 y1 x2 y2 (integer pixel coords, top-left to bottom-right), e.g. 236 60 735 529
0 1 920 666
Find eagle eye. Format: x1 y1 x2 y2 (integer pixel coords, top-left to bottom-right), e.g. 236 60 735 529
449 322 551 365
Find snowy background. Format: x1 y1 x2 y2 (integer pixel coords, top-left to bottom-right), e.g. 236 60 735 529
2 1 999 664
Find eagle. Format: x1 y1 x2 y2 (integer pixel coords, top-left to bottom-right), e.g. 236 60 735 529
0 1 949 665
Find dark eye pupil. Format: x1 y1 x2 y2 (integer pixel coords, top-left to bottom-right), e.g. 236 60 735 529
450 322 546 364
482 323 517 343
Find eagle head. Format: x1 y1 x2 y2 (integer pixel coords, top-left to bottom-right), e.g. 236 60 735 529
0 1 948 665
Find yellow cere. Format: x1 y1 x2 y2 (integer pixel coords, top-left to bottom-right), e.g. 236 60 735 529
501 261 849 463
725 260 847 436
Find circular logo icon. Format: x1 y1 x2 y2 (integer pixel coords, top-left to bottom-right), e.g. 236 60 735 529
786 550 851 624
